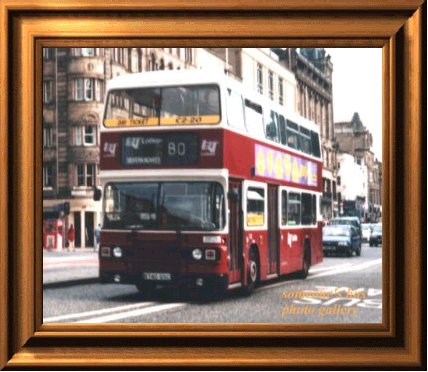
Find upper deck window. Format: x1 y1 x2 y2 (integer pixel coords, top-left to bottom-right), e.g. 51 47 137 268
104 84 221 127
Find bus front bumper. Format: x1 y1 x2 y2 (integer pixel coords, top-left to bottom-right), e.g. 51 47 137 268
100 271 229 290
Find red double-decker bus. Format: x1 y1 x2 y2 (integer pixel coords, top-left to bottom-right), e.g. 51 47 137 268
96 70 323 296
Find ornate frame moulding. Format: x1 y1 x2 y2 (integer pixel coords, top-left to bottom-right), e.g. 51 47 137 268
0 0 425 368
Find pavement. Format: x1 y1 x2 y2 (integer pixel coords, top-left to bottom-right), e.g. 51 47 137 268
43 248 99 287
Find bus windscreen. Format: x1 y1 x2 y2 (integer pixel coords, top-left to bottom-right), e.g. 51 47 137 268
104 84 221 127
103 181 225 231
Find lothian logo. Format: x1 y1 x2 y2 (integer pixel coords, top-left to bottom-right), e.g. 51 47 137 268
103 142 117 157
287 232 298 248
201 139 219 156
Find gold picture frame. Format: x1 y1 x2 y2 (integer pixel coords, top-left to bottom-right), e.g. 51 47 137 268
0 0 425 368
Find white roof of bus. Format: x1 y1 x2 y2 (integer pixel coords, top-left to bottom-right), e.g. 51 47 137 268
106 69 229 90
106 69 320 133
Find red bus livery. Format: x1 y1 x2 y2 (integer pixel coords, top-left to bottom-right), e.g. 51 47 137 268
97 70 323 296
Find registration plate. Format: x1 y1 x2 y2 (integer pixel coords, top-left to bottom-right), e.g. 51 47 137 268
143 272 171 281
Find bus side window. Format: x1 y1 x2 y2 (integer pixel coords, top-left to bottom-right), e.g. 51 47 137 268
244 98 264 138
287 192 301 225
246 187 265 227
278 114 286 145
299 126 312 155
311 130 321 158
264 110 279 143
312 194 317 225
301 193 312 225
286 120 299 150
281 190 287 225
226 88 246 131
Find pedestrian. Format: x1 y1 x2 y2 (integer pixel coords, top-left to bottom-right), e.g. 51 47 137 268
94 223 101 252
67 224 75 252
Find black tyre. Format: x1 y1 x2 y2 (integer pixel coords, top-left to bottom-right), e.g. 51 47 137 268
356 244 361 256
298 244 311 279
243 247 259 295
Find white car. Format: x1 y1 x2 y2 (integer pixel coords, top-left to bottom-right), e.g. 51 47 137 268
361 223 373 243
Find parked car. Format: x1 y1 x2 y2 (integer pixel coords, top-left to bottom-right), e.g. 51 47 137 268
330 217 362 238
369 223 382 246
361 223 373 243
322 225 361 257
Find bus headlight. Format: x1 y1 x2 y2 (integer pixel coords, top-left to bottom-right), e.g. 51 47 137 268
192 248 203 260
112 246 123 258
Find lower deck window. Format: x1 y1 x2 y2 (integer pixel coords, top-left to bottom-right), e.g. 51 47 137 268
103 181 224 231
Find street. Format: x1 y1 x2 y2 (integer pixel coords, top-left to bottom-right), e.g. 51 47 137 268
43 243 382 324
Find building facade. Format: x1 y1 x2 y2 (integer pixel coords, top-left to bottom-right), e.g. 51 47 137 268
336 152 368 218
334 113 382 222
43 47 197 248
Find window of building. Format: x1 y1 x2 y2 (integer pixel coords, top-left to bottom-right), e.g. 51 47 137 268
77 164 96 187
113 48 120 63
268 70 274 100
43 80 53 103
73 125 97 146
82 48 95 57
257 63 263 94
73 78 103 101
246 187 265 227
72 48 96 57
123 48 129 68
43 165 53 188
85 79 93 100
43 126 54 148
43 48 53 60
185 48 193 64
278 78 284 105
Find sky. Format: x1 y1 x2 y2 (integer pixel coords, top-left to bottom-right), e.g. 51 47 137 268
326 48 383 161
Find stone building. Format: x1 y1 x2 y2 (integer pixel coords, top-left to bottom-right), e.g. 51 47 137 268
334 112 382 222
275 48 338 219
43 47 197 248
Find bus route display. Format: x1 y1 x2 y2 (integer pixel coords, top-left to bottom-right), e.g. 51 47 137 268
122 133 198 166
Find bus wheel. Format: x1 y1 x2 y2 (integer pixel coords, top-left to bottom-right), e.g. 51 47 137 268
298 245 311 279
243 247 259 295
356 244 361 256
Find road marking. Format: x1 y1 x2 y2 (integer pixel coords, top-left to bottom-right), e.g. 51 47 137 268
44 302 156 323
258 259 382 292
309 263 352 273
310 259 382 279
44 255 96 263
44 263 98 270
75 303 186 323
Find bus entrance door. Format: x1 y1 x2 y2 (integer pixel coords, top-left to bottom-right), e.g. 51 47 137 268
268 185 279 275
228 180 243 284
